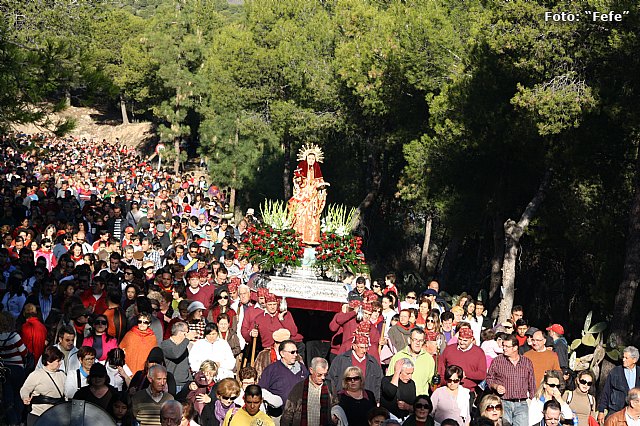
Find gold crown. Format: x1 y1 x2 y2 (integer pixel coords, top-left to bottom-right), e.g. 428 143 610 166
297 143 324 163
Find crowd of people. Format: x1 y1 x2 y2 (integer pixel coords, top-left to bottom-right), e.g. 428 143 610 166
0 133 639 426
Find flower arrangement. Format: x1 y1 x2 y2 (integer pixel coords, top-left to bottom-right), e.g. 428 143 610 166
315 232 367 274
320 204 359 237
260 199 296 230
244 223 304 272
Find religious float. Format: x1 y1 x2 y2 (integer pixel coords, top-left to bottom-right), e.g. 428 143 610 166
243 144 368 313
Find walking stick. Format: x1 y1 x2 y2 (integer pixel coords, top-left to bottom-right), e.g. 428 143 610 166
250 324 259 367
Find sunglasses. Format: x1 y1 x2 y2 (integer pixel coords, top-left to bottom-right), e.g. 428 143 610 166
406 296 416 299
219 395 238 401
579 379 593 386
546 382 559 388
426 319 435 323
94 320 108 325
372 284 380 288
284 350 298 354
486 404 502 412
138 320 151 325
345 376 362 382
448 378 461 383
219 295 229 299
415 403 430 410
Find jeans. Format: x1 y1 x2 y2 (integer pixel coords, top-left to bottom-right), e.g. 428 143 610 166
3 364 25 425
503 399 529 426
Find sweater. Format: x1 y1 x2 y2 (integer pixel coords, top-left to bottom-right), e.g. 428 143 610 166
329 311 381 362
160 337 192 386
523 349 560 387
259 360 309 402
131 388 174 426
20 368 67 416
21 316 48 362
438 344 487 391
251 311 303 347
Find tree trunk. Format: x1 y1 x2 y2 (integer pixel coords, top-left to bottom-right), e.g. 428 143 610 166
439 236 461 287
419 212 433 275
120 94 130 125
64 88 71 108
173 137 180 175
610 148 640 346
283 136 291 200
489 214 504 318
354 151 383 231
498 169 552 323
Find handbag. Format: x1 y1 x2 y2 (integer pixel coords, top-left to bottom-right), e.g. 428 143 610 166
588 416 599 426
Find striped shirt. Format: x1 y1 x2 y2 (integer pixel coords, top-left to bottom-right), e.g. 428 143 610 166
0 331 28 366
486 354 536 400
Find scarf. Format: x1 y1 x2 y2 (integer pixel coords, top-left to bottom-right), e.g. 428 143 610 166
270 347 278 364
214 400 237 423
131 325 155 338
300 378 330 426
398 322 412 331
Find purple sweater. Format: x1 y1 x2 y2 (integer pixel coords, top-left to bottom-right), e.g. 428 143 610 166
258 360 308 402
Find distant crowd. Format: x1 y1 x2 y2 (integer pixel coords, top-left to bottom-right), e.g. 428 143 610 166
0 133 639 426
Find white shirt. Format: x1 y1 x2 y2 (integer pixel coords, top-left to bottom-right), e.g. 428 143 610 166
188 338 236 379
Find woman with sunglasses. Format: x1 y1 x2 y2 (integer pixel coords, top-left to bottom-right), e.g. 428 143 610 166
403 395 435 426
337 366 377 426
207 290 237 325
563 370 597 426
431 365 470 426
528 370 574 426
83 314 119 361
479 394 506 426
415 297 433 329
200 377 241 426
118 312 158 374
423 311 445 356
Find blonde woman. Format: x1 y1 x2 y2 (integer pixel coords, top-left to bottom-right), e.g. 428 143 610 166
528 370 574 425
479 394 507 426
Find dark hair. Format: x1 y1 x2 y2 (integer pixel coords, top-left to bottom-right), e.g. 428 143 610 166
441 311 454 322
58 324 76 339
543 399 562 413
367 407 390 421
515 318 528 327
445 365 464 381
238 366 258 381
414 394 433 411
106 348 126 367
217 313 231 323
107 288 122 304
278 339 297 353
204 322 219 336
355 276 366 285
43 345 64 366
511 305 523 314
441 420 460 426
244 384 262 398
78 345 97 359
502 333 519 347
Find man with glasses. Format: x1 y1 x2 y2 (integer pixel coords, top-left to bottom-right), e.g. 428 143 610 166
439 325 487 395
179 242 200 272
282 357 333 426
604 388 640 426
259 339 309 408
524 330 561 386
388 327 436 396
486 334 536 426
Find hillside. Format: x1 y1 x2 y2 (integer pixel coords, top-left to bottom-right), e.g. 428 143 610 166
11 106 153 148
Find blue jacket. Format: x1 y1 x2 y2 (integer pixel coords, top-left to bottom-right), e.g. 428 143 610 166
598 365 640 413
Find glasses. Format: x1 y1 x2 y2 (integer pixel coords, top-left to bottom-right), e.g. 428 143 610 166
486 404 502 412
426 319 435 323
546 382 559 388
532 338 545 342
406 296 416 299
448 378 461 383
125 271 133 275
219 395 238 401
219 295 229 299
94 320 107 325
579 379 593 386
138 320 150 325
372 284 380 288
345 376 361 382
502 344 515 349
415 403 430 409
411 338 425 344
283 350 298 354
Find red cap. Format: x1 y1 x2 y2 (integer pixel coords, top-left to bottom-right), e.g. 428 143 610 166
348 300 362 310
264 292 278 303
546 324 564 335
184 205 191 213
125 226 134 233
56 230 66 237
353 333 370 346
458 327 474 339
257 288 269 299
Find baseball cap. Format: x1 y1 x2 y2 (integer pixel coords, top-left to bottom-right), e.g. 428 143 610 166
546 324 564 335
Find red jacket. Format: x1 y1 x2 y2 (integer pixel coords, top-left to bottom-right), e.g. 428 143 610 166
80 289 108 315
247 310 303 347
20 316 47 362
329 310 381 362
